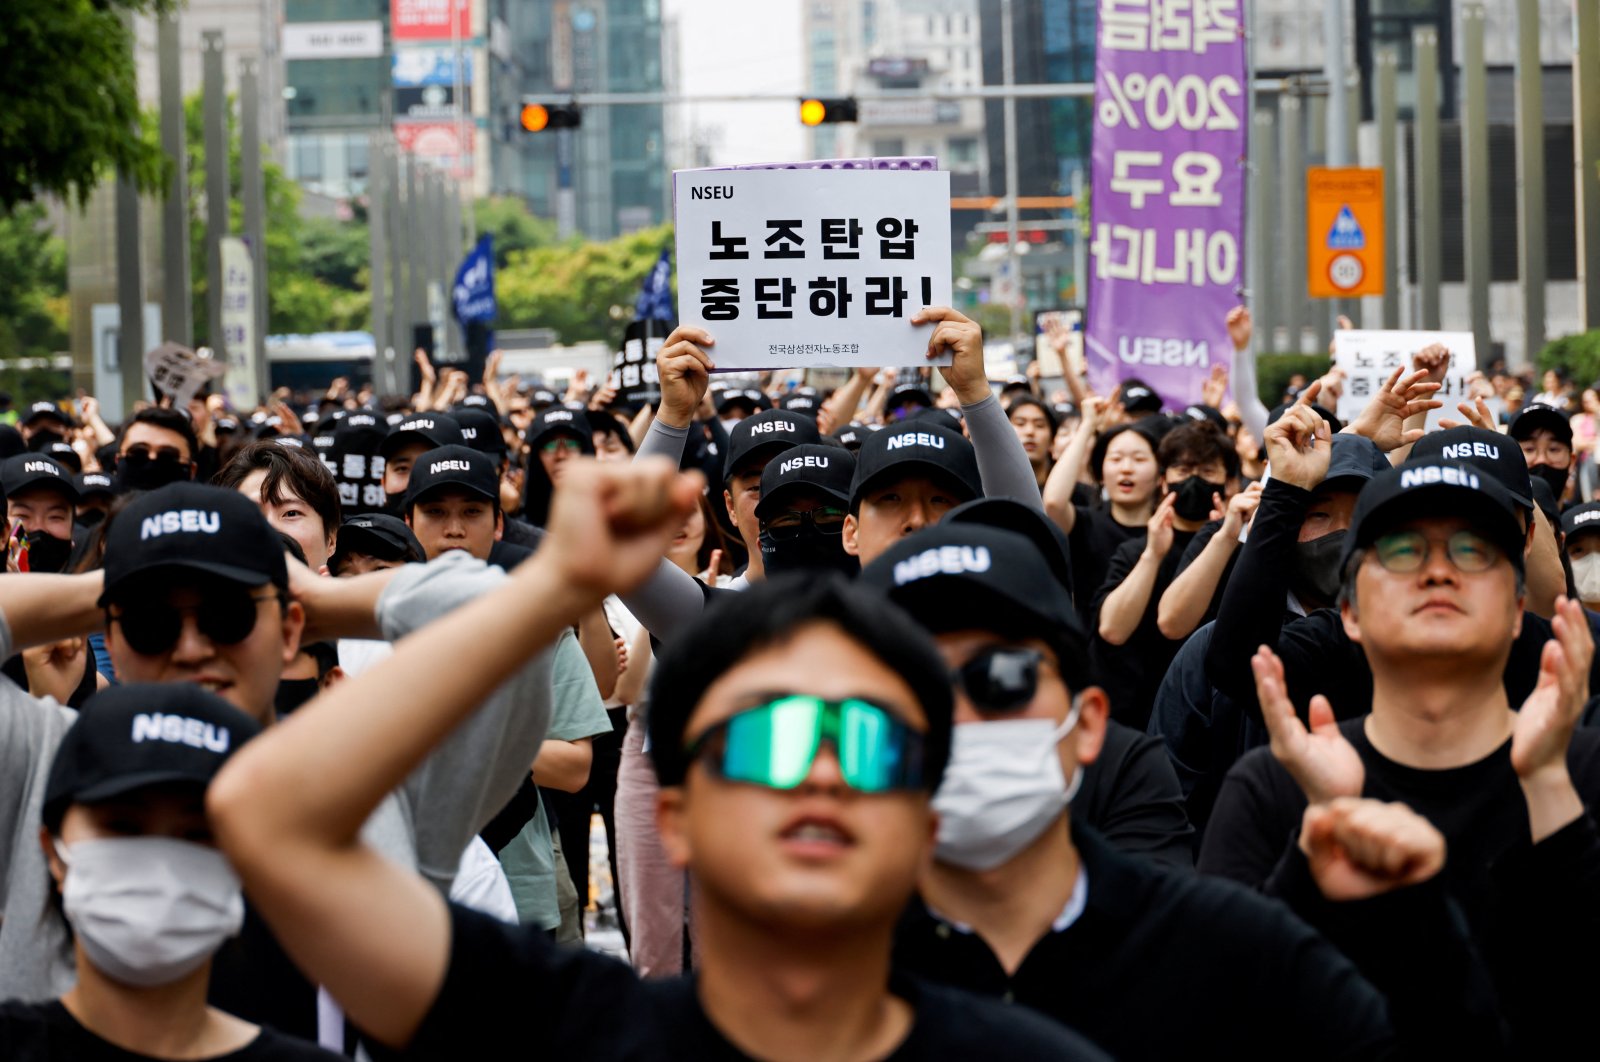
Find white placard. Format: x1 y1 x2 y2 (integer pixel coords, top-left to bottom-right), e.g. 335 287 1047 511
673 169 953 370
282 21 383 60
1333 330 1480 432
144 343 225 408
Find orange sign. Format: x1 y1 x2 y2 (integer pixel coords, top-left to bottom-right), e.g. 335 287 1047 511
1306 167 1385 298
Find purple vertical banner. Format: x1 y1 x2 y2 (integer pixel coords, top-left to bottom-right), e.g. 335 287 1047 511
1086 1 1248 413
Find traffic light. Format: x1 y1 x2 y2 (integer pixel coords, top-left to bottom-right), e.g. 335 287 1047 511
520 102 581 132
799 97 858 126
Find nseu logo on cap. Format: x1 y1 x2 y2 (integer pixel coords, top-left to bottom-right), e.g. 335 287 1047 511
892 544 992 586
1439 440 1500 461
779 453 830 475
131 712 230 753
140 509 222 539
748 419 796 436
886 431 946 451
545 410 575 423
429 459 473 475
23 460 61 476
1574 510 1600 528
1398 465 1480 491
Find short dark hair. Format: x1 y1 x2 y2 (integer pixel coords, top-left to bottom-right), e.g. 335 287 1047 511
1157 420 1240 479
647 575 954 791
123 407 200 463
1005 395 1059 437
213 440 342 538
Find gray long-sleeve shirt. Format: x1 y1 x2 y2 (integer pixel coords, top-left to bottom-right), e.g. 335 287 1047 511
621 392 1043 645
0 552 555 1002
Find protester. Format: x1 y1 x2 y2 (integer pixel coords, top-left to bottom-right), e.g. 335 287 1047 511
1005 395 1057 490
206 460 1105 1057
1200 460 1600 1055
0 685 342 1060
113 407 200 494
214 441 342 573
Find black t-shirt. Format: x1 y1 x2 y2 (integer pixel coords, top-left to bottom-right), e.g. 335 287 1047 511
1088 528 1197 731
1065 504 1144 621
407 901 1108 1060
1075 719 1194 869
1199 720 1600 1055
894 824 1420 1060
0 1001 341 1062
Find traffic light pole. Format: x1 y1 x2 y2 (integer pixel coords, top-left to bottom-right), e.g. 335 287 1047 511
1001 0 1022 351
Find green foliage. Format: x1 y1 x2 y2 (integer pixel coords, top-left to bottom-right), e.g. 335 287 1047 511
1255 352 1331 409
177 93 368 342
1 0 174 209
1537 331 1600 389
497 223 675 348
0 204 72 400
473 197 558 268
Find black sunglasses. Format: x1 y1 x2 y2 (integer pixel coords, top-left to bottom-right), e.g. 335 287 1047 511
952 647 1045 713
109 591 282 656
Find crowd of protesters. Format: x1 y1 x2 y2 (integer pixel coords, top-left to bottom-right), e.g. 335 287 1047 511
0 300 1596 1060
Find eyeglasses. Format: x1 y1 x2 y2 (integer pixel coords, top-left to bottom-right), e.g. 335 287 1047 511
108 592 282 656
953 647 1048 713
1371 530 1501 574
540 438 583 454
685 694 927 793
763 507 847 539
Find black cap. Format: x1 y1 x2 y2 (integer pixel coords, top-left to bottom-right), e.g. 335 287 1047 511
529 389 559 409
1 453 78 504
778 392 820 416
333 410 388 449
859 523 1089 687
885 383 934 418
403 445 501 510
331 513 425 571
524 406 595 454
380 413 464 458
1509 403 1573 447
40 440 82 473
1562 501 1600 540
715 388 766 415
755 444 855 519
75 471 114 500
43 684 260 830
831 423 871 452
1322 433 1391 491
453 407 509 456
1117 380 1163 415
1407 426 1533 509
850 418 981 506
1182 404 1228 432
0 424 24 458
944 496 1074 601
724 408 820 480
1342 462 1526 575
23 401 73 429
455 393 493 411
100 483 289 606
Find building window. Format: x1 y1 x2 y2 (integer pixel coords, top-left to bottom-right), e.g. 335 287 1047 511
294 137 323 181
347 136 369 179
947 137 978 164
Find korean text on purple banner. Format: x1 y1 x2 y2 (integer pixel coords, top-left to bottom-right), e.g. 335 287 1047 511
1085 0 1247 412
673 168 953 371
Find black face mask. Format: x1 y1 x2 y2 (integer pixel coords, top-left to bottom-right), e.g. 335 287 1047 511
1291 530 1348 609
1531 463 1570 499
115 451 189 494
27 430 65 451
22 529 73 574
384 490 409 516
76 509 106 529
273 677 321 717
759 525 859 577
1170 475 1219 523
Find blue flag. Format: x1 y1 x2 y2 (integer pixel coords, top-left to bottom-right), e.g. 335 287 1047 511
452 235 496 325
634 248 675 323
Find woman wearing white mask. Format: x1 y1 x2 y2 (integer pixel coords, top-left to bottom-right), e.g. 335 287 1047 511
1562 502 1600 610
0 684 339 1062
863 522 1500 1061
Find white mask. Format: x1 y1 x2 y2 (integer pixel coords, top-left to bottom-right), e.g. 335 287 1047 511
1572 553 1600 606
931 701 1083 871
57 836 245 987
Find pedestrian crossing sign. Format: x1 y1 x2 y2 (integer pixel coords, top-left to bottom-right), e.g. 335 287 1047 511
1307 168 1385 298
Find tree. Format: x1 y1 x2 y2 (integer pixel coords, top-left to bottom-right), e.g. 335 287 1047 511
0 204 72 400
496 224 674 349
1 0 171 210
473 197 558 268
177 94 369 343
